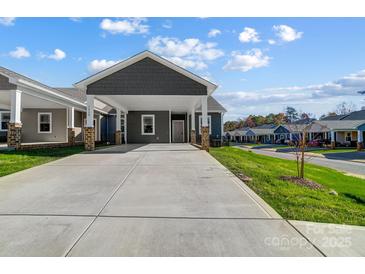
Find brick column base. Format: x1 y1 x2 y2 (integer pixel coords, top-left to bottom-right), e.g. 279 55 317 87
68 128 76 145
84 127 95 151
357 142 364 151
330 141 336 149
7 123 22 149
201 126 209 151
190 129 196 144
115 130 122 145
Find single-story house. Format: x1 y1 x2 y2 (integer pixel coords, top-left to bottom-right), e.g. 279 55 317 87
285 118 330 143
316 110 365 150
0 51 226 151
250 124 291 144
225 127 254 143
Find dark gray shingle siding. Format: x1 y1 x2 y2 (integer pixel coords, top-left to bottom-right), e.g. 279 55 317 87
86 57 207 96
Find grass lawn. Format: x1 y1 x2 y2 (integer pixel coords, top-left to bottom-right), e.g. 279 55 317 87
210 146 365 226
309 148 357 154
0 146 85 177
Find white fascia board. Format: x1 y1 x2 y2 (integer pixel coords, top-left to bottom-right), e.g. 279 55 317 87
74 51 218 95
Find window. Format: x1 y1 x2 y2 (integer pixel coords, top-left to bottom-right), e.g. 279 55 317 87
0 111 10 131
345 132 351 142
38 112 52 133
141 114 155 135
198 115 212 134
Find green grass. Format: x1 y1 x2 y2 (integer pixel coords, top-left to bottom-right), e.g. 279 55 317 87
310 148 357 154
0 146 85 177
210 146 365 226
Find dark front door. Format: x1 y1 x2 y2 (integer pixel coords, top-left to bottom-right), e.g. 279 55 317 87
172 120 184 143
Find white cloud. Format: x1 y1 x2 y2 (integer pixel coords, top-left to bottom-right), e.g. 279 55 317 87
217 69 365 119
238 27 260 43
273 25 303 42
0 17 16 26
223 49 270 72
147 36 224 70
166 56 207 70
208 29 221 38
100 18 149 35
40 49 66 61
88 59 119 73
9 47 30 59
268 39 276 45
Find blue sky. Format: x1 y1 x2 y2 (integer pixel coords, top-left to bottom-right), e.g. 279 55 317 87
1 17 365 120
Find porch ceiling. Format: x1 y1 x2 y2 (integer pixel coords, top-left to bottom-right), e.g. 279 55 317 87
96 95 202 113
0 90 69 109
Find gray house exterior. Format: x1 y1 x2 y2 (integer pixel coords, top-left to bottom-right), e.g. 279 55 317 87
0 51 226 150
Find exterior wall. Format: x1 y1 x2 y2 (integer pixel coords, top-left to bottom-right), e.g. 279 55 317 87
0 74 16 90
74 110 83 142
87 57 207 96
127 111 169 143
193 112 222 143
21 108 67 143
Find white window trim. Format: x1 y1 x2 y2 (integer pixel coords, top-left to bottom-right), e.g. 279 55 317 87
38 112 52 134
0 111 10 132
198 115 212 135
141 114 155 135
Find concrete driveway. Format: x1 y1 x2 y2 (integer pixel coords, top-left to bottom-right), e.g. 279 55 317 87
0 144 323 256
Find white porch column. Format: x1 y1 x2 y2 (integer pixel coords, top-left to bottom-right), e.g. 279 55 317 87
116 108 121 131
169 110 171 143
221 112 224 143
115 108 122 145
67 107 76 145
357 130 363 151
124 113 128 144
8 90 22 149
190 109 196 144
86 95 94 127
187 112 190 143
10 90 22 124
201 95 209 151
67 107 75 128
330 130 336 149
201 96 208 127
85 95 95 151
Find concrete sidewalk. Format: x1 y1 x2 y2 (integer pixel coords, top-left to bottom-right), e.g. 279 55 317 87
0 144 361 256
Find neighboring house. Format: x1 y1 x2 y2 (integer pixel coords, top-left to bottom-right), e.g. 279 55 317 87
225 125 290 144
317 109 365 150
0 51 226 151
250 124 291 144
285 118 329 143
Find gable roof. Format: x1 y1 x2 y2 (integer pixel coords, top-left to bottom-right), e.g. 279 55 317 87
316 119 365 130
74 51 218 95
0 66 86 107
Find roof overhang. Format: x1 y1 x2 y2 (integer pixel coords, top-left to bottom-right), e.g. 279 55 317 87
74 51 218 96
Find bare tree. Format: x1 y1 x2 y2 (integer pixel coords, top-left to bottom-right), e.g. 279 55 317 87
334 101 357 115
286 123 326 178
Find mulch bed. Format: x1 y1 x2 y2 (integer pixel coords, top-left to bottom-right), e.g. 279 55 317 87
280 175 323 190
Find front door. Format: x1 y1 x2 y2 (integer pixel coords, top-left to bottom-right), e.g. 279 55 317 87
172 120 184 143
